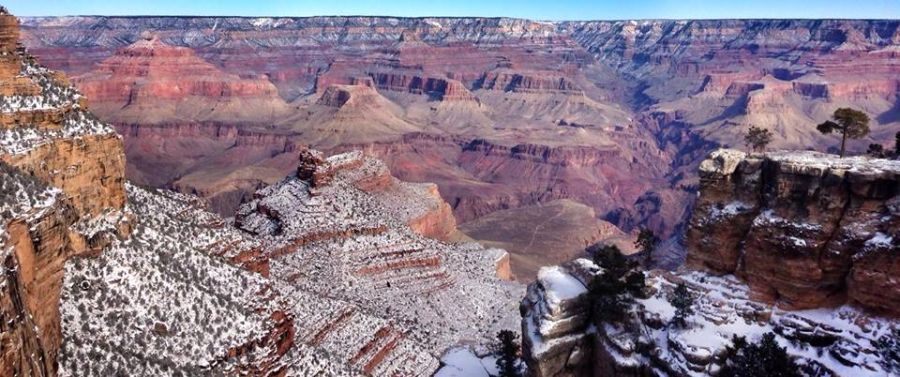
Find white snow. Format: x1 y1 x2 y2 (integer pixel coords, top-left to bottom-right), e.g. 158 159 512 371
435 348 490 377
538 266 587 305
864 232 893 248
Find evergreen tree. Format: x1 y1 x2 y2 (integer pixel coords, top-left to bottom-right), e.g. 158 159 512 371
668 283 694 328
867 143 886 158
895 131 900 158
635 228 659 268
744 125 774 153
720 333 802 377
816 108 871 158
495 330 521 377
587 245 646 325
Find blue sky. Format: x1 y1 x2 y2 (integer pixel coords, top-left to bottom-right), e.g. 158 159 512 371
5 0 900 20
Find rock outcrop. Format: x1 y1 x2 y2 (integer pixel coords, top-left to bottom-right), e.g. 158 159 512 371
0 10 129 376
521 261 899 377
687 149 899 314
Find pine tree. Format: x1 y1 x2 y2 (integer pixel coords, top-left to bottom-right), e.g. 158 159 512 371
720 333 802 377
587 245 646 325
668 283 694 328
495 330 521 377
744 125 774 153
867 143 886 158
895 131 900 158
816 108 871 158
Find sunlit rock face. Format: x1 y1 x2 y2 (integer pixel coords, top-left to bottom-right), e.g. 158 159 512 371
0 9 130 376
687 149 900 314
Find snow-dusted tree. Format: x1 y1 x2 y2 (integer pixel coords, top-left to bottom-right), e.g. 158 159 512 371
720 333 801 377
587 245 646 325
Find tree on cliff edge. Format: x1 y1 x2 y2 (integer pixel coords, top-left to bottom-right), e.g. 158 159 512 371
744 125 773 153
495 330 522 377
588 245 646 325
816 108 870 158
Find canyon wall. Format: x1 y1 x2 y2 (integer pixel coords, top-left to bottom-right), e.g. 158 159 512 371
0 10 129 376
521 149 898 377
18 15 900 281
1 9 525 375
686 149 899 314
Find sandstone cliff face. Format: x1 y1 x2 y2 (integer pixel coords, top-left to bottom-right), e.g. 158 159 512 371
0 11 130 376
686 149 899 314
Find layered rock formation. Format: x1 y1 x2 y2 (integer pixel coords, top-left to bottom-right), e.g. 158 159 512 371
522 264 898 377
71 35 291 125
2 11 524 376
687 149 899 314
0 10 129 375
19 15 900 280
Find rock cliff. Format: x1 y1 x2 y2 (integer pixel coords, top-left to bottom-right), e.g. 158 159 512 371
0 10 129 376
521 261 898 377
521 148 898 377
71 35 291 125
686 149 899 314
2 9 523 375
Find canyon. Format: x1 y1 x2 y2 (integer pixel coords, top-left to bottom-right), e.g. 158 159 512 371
19 16 900 277
1 7 898 376
0 12 521 376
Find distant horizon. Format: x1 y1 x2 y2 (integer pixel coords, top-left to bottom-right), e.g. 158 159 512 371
5 0 900 21
17 14 900 22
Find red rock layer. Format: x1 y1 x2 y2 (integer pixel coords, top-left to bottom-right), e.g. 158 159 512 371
686 150 899 315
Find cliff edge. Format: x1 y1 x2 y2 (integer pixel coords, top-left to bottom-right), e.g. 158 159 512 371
686 149 899 314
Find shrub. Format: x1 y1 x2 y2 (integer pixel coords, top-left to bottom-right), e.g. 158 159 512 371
720 333 802 377
669 283 694 328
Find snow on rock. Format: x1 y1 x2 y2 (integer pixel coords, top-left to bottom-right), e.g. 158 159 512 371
688 148 900 313
537 266 588 310
521 259 599 377
231 151 524 374
435 347 491 377
523 265 899 377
